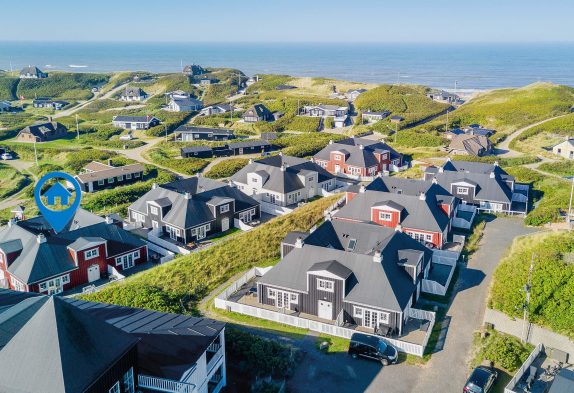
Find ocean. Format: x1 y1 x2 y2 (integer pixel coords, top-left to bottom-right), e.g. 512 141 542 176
1 42 573 90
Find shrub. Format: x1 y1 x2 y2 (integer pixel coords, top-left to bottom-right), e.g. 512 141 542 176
0 77 19 100
394 130 446 147
146 148 209 175
324 116 334 129
285 116 321 132
474 330 533 372
538 160 574 177
205 158 249 179
17 72 109 100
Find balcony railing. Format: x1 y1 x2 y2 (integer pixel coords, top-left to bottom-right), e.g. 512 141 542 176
207 342 221 353
138 374 196 393
206 348 224 374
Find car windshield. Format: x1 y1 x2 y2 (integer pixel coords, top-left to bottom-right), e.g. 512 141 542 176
378 340 388 353
465 383 483 393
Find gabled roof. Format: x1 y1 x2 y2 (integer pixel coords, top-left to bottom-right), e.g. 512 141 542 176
308 260 353 279
20 121 64 137
314 136 402 167
244 103 272 118
112 115 158 123
75 162 145 183
0 297 139 393
121 87 146 97
19 66 44 76
232 155 333 194
228 140 270 149
174 125 234 136
171 97 203 107
449 134 491 156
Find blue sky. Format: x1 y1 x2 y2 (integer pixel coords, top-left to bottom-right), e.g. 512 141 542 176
1 0 573 42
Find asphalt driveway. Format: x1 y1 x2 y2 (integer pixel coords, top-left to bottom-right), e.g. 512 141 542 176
287 217 540 393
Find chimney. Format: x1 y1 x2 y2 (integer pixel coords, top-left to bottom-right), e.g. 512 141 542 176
104 215 114 224
438 166 444 173
359 185 366 193
489 171 495 179
152 183 158 189
432 177 438 184
48 116 53 123
37 233 46 244
419 192 426 201
280 164 286 172
228 180 234 188
107 159 113 166
7 218 15 227
248 159 253 164
373 250 382 263
329 140 333 145
278 151 283 156
494 161 499 167
446 157 451 162
295 236 304 248
359 144 364 150
395 224 402 232
184 192 191 199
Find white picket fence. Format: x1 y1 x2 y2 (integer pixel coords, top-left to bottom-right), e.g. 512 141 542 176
504 343 544 393
147 232 191 255
422 250 460 296
234 218 255 231
215 267 435 357
259 201 294 216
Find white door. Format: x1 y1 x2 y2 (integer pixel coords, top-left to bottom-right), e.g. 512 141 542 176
221 217 230 232
335 164 341 173
318 300 333 320
197 226 206 239
152 220 159 229
363 309 379 329
87 264 100 283
276 292 290 310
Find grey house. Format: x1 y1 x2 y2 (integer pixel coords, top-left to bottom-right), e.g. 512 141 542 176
243 104 273 123
74 160 145 192
112 115 160 130
128 177 260 244
19 66 47 79
231 154 336 206
424 159 529 214
173 126 235 142
258 219 432 335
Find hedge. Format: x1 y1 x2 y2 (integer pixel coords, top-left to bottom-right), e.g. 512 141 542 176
204 158 250 179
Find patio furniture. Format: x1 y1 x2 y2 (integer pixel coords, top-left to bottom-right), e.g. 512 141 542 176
376 324 393 337
248 287 257 297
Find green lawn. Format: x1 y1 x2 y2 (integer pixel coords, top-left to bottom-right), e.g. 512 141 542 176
0 163 30 198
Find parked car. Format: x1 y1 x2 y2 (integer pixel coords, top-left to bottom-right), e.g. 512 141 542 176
348 332 398 366
1 152 13 160
463 366 498 393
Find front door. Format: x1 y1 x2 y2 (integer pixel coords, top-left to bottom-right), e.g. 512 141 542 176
335 164 341 173
221 217 230 232
276 292 290 310
270 194 277 204
197 226 206 239
363 309 379 329
87 264 100 283
318 300 333 320
152 220 159 230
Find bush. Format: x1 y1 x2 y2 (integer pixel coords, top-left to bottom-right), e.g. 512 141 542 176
324 116 334 129
474 330 533 372
17 72 109 100
146 148 209 175
274 132 345 157
394 130 446 147
285 116 321 132
205 158 249 179
0 76 19 100
538 160 574 177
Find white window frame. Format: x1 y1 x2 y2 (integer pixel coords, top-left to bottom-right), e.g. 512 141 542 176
220 204 230 213
98 179 105 186
123 367 135 393
108 177 114 184
117 175 123 181
379 211 393 221
353 306 363 318
134 172 141 178
150 206 159 215
457 187 469 195
267 288 276 299
126 173 132 179
109 382 120 393
317 278 334 292
84 248 99 260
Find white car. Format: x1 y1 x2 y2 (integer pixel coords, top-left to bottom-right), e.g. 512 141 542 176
1 152 13 160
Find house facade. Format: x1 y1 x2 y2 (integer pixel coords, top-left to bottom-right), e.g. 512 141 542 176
424 159 529 214
173 126 235 141
301 104 348 118
16 121 67 142
0 209 147 294
32 98 69 110
243 104 273 122
112 115 160 130
120 87 148 102
74 160 145 192
362 111 390 123
19 66 47 79
181 146 215 159
200 104 236 116
128 177 260 245
231 154 336 207
313 136 405 179
552 137 574 159
0 290 227 393
167 97 203 112
258 220 432 335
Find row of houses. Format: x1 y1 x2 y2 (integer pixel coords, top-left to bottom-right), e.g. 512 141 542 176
181 140 274 158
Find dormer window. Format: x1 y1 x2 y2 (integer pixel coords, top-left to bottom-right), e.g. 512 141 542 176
336 155 342 161
457 187 469 195
220 204 230 213
150 206 159 215
317 278 334 292
379 211 392 221
84 248 99 260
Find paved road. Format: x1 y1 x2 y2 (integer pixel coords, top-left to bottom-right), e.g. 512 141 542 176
287 217 540 393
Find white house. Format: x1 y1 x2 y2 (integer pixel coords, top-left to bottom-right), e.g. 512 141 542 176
168 97 203 112
552 137 574 160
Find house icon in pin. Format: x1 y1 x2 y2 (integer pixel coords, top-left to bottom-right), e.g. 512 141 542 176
44 182 72 206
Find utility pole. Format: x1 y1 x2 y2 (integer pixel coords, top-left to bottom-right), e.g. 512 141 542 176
522 255 535 343
75 114 80 140
33 139 38 166
446 108 449 133
568 176 574 229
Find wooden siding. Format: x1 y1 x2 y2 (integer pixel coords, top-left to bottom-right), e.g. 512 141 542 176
85 345 138 393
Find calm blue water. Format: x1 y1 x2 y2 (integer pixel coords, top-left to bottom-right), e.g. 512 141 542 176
1 42 573 90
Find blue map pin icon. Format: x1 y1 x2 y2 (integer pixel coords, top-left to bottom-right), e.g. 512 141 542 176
34 171 82 233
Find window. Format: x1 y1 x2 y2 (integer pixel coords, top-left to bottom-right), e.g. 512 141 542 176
117 175 123 181
109 382 120 393
150 206 159 215
336 155 341 161
132 212 145 222
84 248 99 260
108 177 114 184
98 179 105 186
290 293 297 302
267 288 276 299
220 204 230 213
126 173 132 179
354 306 363 317
61 274 70 284
379 211 393 221
457 187 469 195
11 276 26 292
425 234 433 242
308 177 314 182
347 238 357 251
317 278 334 292
123 368 135 393
134 172 141 178
39 282 47 291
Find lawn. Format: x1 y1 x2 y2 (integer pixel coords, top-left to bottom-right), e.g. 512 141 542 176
0 163 30 198
509 113 574 157
489 230 574 338
80 195 340 314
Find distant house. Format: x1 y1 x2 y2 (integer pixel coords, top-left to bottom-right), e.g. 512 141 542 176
424 159 529 214
245 75 259 86
243 104 273 123
301 104 348 118
74 160 145 193
231 154 336 207
32 98 69 110
173 126 235 142
0 290 227 393
19 66 47 79
167 96 203 112
0 101 12 112
275 84 297 91
228 140 273 155
313 136 405 178
464 124 495 137
200 104 236 116
0 209 147 294
362 111 390 123
552 137 574 159
427 90 460 104
112 115 160 130
346 88 367 101
261 132 278 141
16 121 67 143
120 87 148 102
448 134 492 157
182 64 206 76
181 145 215 159
164 90 190 99
128 177 260 244
199 78 219 86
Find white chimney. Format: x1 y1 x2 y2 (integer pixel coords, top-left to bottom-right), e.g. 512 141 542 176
104 215 114 224
184 192 191 199
419 192 426 201
359 144 364 150
446 157 452 162
295 236 304 248
152 183 158 190
329 140 334 145
280 164 286 172
359 185 366 193
395 224 402 232
489 171 495 179
432 177 438 184
494 161 499 167
438 166 444 173
7 219 15 227
248 159 253 164
278 151 283 156
37 233 46 244
373 250 382 263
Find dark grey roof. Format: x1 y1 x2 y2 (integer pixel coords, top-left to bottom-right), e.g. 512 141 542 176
549 369 574 393
232 154 333 194
174 125 234 136
398 249 424 267
261 132 278 140
282 231 309 246
229 140 270 149
0 210 145 284
0 296 138 393
67 237 105 251
334 189 450 232
245 104 272 118
20 66 44 76
182 145 213 154
122 87 146 97
260 226 430 311
67 298 225 381
113 115 158 123
308 260 353 279
0 239 23 254
75 162 144 183
349 177 455 205
171 97 202 107
20 121 64 137
314 136 402 167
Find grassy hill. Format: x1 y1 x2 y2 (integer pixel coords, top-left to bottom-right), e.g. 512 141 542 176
489 231 574 338
509 113 574 157
16 72 110 100
450 83 574 135
0 76 20 100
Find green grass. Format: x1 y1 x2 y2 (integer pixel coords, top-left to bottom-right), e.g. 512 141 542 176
315 334 350 354
204 158 250 179
489 230 574 338
16 72 109 100
0 163 30 198
0 76 19 100
212 309 308 340
509 113 574 156
538 160 574 177
80 195 340 314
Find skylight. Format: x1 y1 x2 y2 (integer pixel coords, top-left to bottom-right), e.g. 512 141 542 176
347 238 357 251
